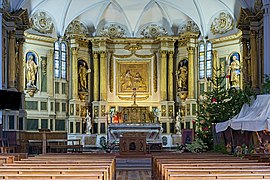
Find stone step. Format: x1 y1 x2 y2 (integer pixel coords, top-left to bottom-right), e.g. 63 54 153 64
116 157 152 170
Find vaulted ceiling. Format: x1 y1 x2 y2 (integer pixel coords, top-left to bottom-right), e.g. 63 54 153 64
9 0 259 39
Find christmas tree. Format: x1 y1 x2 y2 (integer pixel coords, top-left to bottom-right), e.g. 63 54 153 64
196 68 254 148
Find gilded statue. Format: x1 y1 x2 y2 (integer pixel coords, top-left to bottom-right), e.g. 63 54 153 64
26 55 38 88
176 65 188 91
78 62 90 91
228 55 240 88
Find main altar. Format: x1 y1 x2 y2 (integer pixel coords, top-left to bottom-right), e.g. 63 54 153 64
108 123 163 153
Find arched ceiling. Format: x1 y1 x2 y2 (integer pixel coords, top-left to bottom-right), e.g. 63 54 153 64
9 0 257 39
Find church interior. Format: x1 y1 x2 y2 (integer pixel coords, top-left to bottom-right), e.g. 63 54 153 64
0 0 269 179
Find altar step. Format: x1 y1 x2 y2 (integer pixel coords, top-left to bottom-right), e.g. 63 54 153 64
116 157 152 171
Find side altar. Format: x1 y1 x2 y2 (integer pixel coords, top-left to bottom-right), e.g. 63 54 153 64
108 123 163 153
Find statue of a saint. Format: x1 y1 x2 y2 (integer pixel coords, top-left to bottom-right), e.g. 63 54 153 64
228 55 240 88
78 62 91 91
26 55 38 88
175 110 181 135
176 66 188 91
85 110 92 134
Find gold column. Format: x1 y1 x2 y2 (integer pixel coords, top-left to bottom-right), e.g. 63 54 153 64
212 50 218 89
93 52 99 101
17 39 24 92
47 50 54 96
250 30 259 89
71 47 79 98
187 47 195 99
241 38 249 85
8 31 15 88
100 51 107 101
160 50 167 101
168 51 174 101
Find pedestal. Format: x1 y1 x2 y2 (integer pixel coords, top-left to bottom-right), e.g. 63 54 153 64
172 134 182 146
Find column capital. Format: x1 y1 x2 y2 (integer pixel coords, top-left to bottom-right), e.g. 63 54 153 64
187 47 195 53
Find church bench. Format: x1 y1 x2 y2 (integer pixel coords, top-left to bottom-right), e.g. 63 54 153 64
0 155 14 164
154 161 265 179
0 153 28 161
165 169 270 180
0 169 109 179
4 160 115 180
168 173 270 180
0 174 103 179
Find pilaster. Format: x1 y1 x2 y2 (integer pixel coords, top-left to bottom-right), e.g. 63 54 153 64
187 47 195 99
93 52 99 101
8 30 15 88
100 51 107 101
168 51 174 101
160 50 167 101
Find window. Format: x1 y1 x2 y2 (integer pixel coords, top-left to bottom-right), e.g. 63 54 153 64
25 101 38 110
19 117 23 130
54 41 67 79
199 43 205 79
162 123 167 133
198 41 213 79
54 42 60 78
61 43 67 79
62 83 66 94
206 42 212 78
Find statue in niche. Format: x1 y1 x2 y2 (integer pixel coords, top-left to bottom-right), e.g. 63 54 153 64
78 60 91 91
26 53 38 88
228 53 240 88
175 109 181 135
176 59 188 91
85 110 92 134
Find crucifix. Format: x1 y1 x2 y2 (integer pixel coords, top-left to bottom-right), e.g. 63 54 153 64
132 87 137 106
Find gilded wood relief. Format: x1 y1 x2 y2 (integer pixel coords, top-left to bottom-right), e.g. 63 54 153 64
117 61 149 94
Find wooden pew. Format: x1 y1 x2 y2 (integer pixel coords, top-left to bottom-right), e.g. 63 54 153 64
151 153 270 180
2 154 116 180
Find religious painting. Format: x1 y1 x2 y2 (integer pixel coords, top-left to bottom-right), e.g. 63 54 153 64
117 61 149 93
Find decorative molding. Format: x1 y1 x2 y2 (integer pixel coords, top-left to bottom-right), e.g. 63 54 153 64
210 12 234 35
139 24 168 38
124 44 142 53
31 11 54 34
24 31 56 42
210 31 242 44
97 23 127 38
178 20 200 34
113 53 154 58
118 95 149 101
65 20 88 35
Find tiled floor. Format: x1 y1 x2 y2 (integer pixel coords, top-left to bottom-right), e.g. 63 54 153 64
116 170 151 180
